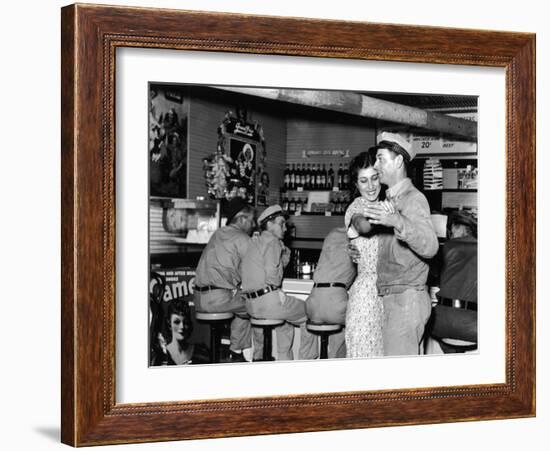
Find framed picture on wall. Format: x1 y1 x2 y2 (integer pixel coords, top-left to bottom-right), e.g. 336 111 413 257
61 4 535 447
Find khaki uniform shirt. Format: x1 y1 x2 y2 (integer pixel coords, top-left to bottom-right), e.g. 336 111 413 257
377 178 439 294
313 227 356 287
241 230 286 292
195 224 251 289
306 227 356 324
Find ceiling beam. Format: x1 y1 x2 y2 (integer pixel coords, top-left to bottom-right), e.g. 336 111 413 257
214 86 477 140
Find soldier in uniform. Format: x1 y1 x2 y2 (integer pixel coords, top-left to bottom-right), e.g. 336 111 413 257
430 211 478 352
364 132 439 355
305 227 356 358
241 205 317 361
194 197 255 362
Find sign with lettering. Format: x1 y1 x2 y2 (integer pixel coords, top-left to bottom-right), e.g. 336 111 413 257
302 149 351 158
378 112 478 155
150 268 196 306
411 135 477 155
224 118 261 141
149 268 210 356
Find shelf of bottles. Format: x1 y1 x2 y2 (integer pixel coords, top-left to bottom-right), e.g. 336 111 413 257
281 162 351 216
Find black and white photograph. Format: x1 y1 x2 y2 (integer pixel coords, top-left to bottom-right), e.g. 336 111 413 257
148 83 479 366
4 0 545 449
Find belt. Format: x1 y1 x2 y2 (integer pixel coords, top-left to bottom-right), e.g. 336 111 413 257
194 285 228 292
243 286 278 300
438 297 477 312
314 282 346 289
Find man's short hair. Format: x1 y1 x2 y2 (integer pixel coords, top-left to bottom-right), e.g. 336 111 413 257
229 205 254 225
378 143 409 172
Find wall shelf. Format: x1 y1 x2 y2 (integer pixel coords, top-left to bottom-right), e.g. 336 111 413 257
286 212 344 216
281 188 350 193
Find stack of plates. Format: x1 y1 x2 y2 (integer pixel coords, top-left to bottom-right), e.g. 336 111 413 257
423 158 443 190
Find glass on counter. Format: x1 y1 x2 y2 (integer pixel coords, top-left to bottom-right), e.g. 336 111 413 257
300 262 316 280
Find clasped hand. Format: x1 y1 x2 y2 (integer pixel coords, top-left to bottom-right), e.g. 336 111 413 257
364 200 403 230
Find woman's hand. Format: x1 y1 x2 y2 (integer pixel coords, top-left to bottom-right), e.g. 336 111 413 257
351 213 372 235
380 200 395 214
364 201 403 232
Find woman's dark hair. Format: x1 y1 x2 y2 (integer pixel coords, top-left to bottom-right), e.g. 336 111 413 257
163 298 193 343
348 147 386 201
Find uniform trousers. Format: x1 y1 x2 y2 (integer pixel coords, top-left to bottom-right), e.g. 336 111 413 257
246 290 318 361
194 288 251 352
381 288 432 356
305 286 347 359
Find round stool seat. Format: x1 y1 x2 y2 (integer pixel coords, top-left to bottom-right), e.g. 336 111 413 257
306 322 342 332
195 312 234 321
250 317 284 327
441 337 476 346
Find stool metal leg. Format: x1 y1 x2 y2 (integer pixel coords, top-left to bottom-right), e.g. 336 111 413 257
319 333 329 359
263 326 273 361
209 323 218 363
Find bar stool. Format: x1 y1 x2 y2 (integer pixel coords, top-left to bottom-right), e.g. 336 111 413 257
250 317 284 361
195 312 234 363
306 321 343 359
439 337 478 353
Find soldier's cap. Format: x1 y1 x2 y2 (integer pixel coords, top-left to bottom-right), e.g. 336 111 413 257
224 197 249 224
378 131 415 162
258 204 284 226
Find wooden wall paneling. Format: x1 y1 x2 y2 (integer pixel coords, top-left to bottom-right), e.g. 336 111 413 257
284 116 375 237
187 89 287 206
286 117 376 166
187 95 227 200
251 109 286 207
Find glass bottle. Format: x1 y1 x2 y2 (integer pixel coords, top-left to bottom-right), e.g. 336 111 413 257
327 163 334 189
283 164 290 190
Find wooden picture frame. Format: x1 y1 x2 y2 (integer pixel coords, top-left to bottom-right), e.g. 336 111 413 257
61 3 535 446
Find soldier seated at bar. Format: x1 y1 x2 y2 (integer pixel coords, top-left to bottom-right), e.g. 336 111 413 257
241 205 318 361
305 226 357 358
430 211 478 352
193 197 256 362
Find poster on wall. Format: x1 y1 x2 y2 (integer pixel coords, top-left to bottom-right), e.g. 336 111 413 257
149 268 211 366
228 139 256 205
149 84 188 198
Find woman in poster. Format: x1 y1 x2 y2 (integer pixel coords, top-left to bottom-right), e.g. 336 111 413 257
151 297 209 366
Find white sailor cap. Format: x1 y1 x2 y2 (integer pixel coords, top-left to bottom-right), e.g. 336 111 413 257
258 204 284 226
378 131 415 161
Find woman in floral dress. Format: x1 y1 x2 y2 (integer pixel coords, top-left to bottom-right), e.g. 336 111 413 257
344 149 385 358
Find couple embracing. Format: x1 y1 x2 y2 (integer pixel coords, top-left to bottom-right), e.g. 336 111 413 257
344 132 439 357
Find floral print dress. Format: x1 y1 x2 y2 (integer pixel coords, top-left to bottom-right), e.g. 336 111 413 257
344 197 384 358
